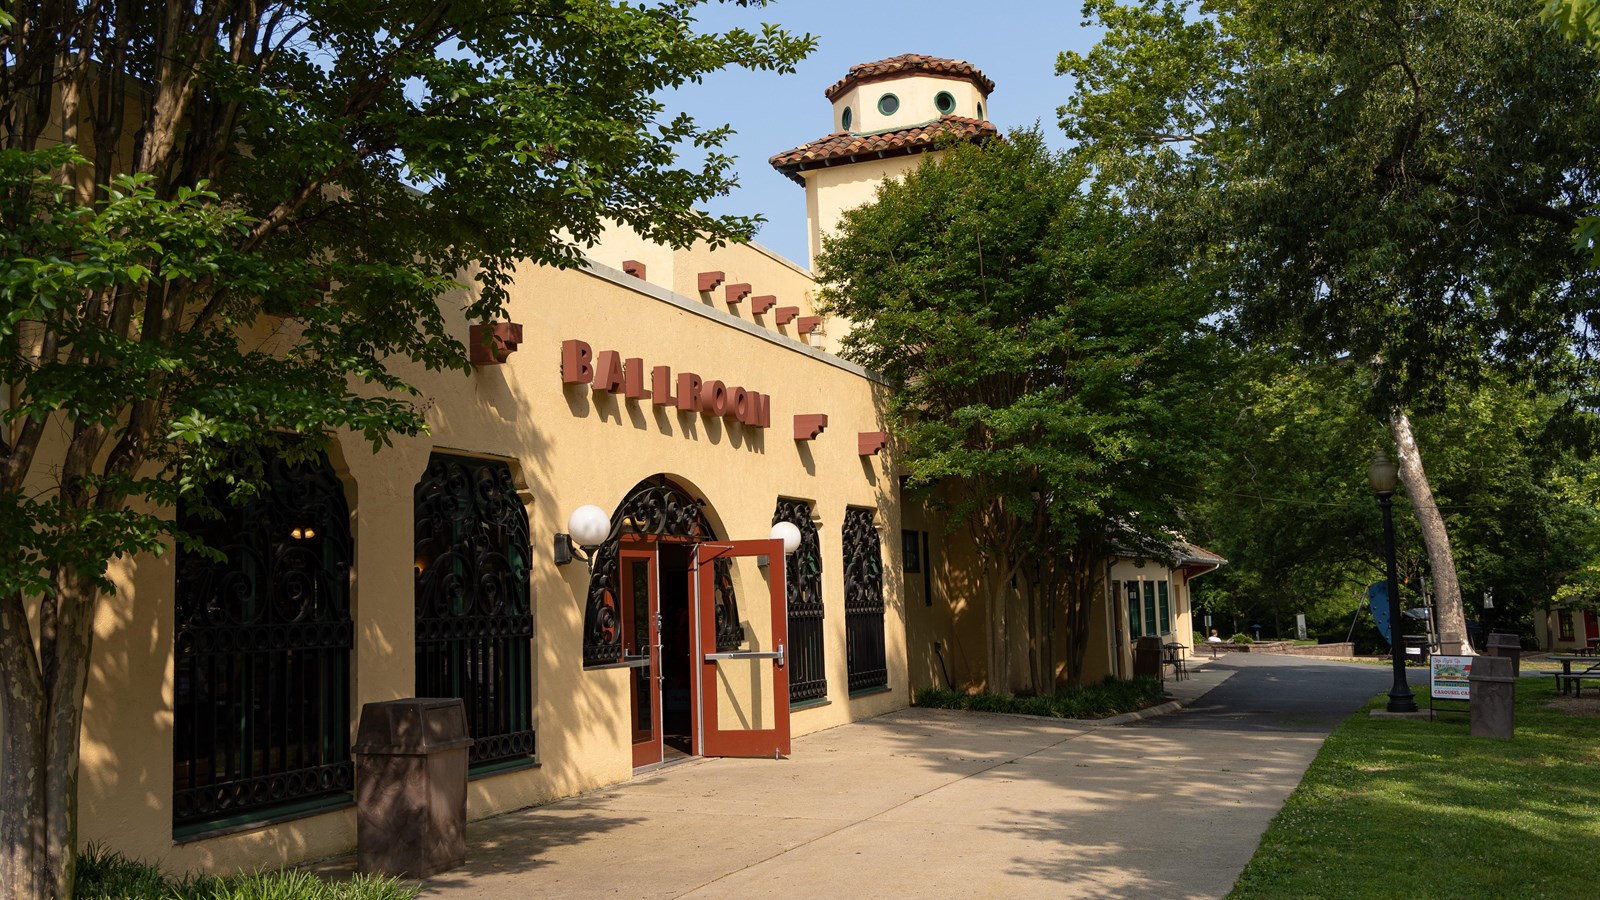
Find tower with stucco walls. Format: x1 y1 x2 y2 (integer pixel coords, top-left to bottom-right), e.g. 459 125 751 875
770 54 998 268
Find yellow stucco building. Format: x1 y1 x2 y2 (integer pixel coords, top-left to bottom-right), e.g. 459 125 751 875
26 54 1221 875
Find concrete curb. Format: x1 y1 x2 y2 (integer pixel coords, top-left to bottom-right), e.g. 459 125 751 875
1074 699 1185 726
968 668 1238 728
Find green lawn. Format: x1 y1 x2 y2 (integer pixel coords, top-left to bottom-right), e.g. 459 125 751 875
1231 677 1600 898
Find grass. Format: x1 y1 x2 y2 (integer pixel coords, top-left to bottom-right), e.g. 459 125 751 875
76 846 419 900
1230 676 1600 899
913 676 1167 719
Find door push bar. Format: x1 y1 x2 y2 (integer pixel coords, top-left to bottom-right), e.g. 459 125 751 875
704 643 785 668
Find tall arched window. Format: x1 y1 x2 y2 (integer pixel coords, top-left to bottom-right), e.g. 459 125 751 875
583 477 740 667
774 498 825 703
173 446 353 834
843 506 887 692
414 454 535 768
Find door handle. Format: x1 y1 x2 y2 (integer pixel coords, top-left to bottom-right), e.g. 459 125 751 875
705 645 785 667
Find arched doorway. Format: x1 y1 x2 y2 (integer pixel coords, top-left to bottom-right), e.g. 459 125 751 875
582 476 790 767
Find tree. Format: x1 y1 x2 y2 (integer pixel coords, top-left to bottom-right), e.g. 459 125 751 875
1185 357 1391 642
1542 0 1600 263
1059 0 1600 653
815 129 1218 693
1188 352 1600 651
0 4 812 898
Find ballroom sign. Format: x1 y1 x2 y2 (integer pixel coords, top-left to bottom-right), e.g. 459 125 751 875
561 339 772 428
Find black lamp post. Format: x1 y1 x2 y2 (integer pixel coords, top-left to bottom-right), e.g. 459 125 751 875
1368 448 1418 713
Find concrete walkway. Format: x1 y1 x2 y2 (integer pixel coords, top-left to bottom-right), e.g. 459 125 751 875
336 655 1401 898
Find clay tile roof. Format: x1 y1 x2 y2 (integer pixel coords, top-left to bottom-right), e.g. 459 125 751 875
768 115 998 184
824 54 996 101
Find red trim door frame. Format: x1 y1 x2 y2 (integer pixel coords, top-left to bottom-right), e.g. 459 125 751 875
620 544 662 768
694 540 791 758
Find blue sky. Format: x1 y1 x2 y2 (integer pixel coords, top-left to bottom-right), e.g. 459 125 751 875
665 0 1107 268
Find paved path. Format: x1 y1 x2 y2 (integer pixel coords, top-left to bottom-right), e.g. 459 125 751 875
342 655 1410 899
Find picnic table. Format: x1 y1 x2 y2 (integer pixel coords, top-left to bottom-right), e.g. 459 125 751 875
1548 655 1600 696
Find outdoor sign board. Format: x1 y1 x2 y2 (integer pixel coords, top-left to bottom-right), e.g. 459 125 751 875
1431 655 1473 701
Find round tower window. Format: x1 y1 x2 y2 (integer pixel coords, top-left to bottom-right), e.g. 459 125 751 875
977 102 985 120
878 93 900 116
935 91 956 115
841 107 853 131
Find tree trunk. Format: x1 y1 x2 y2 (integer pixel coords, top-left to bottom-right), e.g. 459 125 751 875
1390 411 1473 654
0 572 95 900
986 576 1012 695
1 591 48 900
1060 550 1097 688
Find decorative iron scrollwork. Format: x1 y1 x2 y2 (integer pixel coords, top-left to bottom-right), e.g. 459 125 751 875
774 498 826 702
414 454 535 765
843 506 888 692
583 478 740 666
173 447 354 830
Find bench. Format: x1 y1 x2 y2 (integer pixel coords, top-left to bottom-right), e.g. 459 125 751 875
1547 672 1600 697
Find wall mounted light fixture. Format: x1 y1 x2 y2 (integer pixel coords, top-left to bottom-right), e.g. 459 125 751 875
554 504 613 569
758 520 804 568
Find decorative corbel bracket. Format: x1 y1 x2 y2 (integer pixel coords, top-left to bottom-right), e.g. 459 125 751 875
470 322 523 366
774 306 799 326
793 414 829 441
698 271 726 293
858 431 889 456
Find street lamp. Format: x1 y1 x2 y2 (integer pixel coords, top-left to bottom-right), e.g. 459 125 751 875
1368 448 1418 713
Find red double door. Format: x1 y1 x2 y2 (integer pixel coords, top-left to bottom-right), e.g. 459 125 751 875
621 538 790 766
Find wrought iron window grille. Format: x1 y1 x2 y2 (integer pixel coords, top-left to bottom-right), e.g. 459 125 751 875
414 454 536 767
774 498 826 703
843 506 888 692
173 447 354 832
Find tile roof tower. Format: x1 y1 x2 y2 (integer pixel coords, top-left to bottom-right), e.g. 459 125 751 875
770 54 998 269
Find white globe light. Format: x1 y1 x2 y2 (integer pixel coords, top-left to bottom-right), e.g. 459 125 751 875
567 504 612 548
770 521 802 555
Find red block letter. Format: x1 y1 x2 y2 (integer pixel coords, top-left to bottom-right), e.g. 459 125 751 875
561 340 593 384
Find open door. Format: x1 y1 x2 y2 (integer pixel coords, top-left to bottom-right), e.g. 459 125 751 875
620 545 662 768
694 540 790 758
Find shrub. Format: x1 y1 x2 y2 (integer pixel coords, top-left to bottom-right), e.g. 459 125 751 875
1232 633 1253 644
911 676 1165 719
76 845 420 900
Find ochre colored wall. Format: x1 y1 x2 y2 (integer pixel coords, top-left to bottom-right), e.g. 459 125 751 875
901 491 991 695
69 242 909 875
802 154 923 270
584 227 832 351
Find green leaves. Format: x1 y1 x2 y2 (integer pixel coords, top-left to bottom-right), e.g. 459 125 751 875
0 1 815 601
1063 0 1600 413
816 128 1220 556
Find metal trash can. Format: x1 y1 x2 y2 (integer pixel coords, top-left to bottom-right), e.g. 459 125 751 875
353 698 475 878
1133 635 1163 681
1486 632 1521 677
1468 655 1515 740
